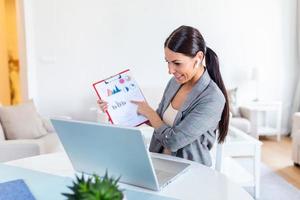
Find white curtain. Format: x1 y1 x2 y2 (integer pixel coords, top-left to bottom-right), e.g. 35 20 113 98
291 0 300 125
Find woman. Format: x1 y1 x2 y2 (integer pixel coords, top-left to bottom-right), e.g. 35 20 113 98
98 25 229 166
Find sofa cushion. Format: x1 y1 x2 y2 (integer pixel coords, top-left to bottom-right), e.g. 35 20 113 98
227 88 241 117
230 117 251 133
0 100 48 140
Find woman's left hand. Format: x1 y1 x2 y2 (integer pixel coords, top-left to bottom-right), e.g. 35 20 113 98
131 100 155 118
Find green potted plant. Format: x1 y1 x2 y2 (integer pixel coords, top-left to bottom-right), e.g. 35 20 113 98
62 172 125 200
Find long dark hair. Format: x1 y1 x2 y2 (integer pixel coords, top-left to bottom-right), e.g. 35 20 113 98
164 25 229 143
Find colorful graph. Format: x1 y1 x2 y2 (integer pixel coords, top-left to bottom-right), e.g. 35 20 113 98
106 75 136 96
112 85 121 94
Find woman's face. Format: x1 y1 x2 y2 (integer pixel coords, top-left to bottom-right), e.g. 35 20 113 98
164 47 203 84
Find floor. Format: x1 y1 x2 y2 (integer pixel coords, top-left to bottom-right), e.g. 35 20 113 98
260 135 300 189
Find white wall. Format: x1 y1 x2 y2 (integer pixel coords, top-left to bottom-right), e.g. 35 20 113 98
21 0 298 133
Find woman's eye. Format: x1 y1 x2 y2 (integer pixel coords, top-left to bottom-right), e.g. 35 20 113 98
174 63 181 66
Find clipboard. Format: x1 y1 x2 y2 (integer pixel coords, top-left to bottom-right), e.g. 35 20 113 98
92 69 149 127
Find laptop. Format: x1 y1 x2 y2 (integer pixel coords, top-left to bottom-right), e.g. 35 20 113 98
51 119 190 191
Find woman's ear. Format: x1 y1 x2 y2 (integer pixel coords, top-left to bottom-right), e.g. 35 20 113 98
196 51 204 62
194 51 204 69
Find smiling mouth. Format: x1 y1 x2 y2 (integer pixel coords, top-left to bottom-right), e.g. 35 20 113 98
175 75 183 80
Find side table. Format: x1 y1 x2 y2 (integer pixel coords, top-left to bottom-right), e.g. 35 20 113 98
240 101 282 141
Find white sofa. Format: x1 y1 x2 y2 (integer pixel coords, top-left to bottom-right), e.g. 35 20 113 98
227 88 251 134
230 107 251 134
292 112 300 166
0 119 62 162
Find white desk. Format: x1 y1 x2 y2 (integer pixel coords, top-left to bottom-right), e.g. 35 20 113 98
4 152 253 200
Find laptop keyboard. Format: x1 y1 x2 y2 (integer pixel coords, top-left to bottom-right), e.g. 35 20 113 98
154 169 174 186
151 157 190 188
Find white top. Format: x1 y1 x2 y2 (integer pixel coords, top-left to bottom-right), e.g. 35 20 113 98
162 103 178 126
162 103 178 155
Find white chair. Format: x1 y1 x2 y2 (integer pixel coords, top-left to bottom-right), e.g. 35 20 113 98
222 126 262 199
214 143 224 172
210 131 224 172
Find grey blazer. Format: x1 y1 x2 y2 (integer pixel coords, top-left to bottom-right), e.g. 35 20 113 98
149 70 225 166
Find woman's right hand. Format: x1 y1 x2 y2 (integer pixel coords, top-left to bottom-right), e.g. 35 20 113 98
97 99 108 113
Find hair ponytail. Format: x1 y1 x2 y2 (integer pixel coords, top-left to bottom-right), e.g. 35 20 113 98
205 47 229 143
